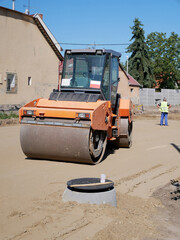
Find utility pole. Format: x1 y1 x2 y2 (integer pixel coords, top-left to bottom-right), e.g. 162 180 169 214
12 0 15 10
126 56 129 74
28 0 30 14
24 0 31 14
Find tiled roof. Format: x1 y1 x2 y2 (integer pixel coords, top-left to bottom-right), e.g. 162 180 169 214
127 73 141 87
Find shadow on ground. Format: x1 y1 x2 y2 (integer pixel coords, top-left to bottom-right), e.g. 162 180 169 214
171 143 180 154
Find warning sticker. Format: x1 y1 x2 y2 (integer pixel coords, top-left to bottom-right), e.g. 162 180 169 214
90 80 101 89
61 78 71 86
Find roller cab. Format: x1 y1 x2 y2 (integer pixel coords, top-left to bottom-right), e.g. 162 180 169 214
19 49 133 164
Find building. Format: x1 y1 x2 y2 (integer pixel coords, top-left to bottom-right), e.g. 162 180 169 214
127 73 141 104
118 67 141 104
0 7 63 109
118 65 131 99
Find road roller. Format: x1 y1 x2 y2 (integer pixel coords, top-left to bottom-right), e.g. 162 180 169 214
19 49 133 164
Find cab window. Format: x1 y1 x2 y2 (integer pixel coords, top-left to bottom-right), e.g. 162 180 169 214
111 57 119 105
102 55 110 100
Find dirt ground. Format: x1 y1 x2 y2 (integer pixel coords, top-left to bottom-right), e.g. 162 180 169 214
0 110 180 240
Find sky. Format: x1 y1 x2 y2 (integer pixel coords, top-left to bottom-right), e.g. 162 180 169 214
0 0 180 63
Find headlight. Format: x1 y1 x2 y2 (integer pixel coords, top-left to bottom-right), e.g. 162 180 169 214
23 110 34 116
76 113 90 119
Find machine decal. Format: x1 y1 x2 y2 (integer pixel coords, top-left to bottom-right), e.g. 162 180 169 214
61 78 71 86
90 80 101 89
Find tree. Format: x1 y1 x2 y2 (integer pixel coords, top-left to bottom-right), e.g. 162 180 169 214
146 32 180 89
126 18 155 88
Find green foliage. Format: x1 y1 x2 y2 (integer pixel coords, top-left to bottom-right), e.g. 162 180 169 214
0 112 19 119
127 18 155 88
146 32 180 89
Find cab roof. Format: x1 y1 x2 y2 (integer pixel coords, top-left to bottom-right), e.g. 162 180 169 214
65 49 121 58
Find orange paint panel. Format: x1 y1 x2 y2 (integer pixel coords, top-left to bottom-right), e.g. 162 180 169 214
19 99 109 123
23 98 41 107
19 98 119 132
120 108 130 116
37 98 107 111
91 101 111 131
120 99 130 110
20 107 93 119
119 99 133 122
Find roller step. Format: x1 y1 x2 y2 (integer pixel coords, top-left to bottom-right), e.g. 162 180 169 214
110 137 116 141
112 127 118 138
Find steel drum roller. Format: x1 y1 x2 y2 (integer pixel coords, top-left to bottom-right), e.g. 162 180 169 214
20 124 106 164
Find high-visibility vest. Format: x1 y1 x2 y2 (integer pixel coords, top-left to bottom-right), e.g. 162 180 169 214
160 101 168 113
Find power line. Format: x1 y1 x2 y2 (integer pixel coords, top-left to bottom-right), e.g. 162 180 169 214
58 42 130 46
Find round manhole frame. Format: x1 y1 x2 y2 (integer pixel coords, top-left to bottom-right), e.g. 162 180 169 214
67 177 114 192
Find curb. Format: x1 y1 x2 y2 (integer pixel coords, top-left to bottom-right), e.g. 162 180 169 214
0 118 19 126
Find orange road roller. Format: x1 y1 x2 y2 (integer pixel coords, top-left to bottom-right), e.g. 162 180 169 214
19 49 133 164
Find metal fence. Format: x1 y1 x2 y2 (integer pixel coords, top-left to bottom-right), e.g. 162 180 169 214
139 88 180 106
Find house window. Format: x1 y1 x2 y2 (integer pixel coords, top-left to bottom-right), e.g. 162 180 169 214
131 88 133 92
6 73 17 93
28 77 32 86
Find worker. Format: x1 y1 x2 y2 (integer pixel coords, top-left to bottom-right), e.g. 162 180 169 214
157 97 171 126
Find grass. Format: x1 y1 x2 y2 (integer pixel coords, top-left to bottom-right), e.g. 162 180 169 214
0 112 19 119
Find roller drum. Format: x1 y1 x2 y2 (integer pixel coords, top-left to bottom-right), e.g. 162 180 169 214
114 118 132 148
20 123 106 164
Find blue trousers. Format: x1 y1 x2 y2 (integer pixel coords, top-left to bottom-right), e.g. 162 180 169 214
160 112 168 126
